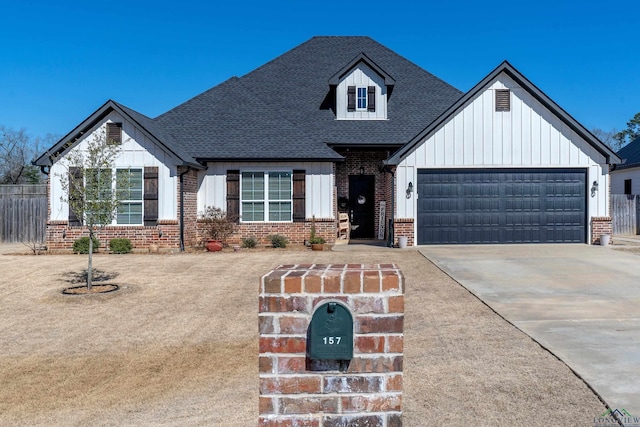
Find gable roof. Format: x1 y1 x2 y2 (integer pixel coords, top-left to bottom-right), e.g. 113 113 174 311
328 52 396 86
155 36 463 159
386 60 622 166
33 100 202 168
615 136 640 170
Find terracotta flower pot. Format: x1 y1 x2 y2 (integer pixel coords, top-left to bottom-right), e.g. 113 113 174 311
311 243 324 251
205 240 223 252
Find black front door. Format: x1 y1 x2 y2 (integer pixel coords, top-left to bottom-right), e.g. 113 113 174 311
349 175 375 239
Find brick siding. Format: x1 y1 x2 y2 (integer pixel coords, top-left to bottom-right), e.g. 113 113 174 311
45 220 180 251
259 264 404 426
591 216 613 245
393 219 414 247
335 149 393 241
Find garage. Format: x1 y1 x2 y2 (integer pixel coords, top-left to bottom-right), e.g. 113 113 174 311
416 168 587 244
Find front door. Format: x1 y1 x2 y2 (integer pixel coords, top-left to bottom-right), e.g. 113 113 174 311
349 175 375 239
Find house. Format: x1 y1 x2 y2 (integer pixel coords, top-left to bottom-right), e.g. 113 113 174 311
611 136 640 195
34 36 620 250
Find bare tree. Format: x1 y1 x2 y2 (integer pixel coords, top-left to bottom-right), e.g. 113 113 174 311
591 127 621 151
0 125 42 184
57 129 128 290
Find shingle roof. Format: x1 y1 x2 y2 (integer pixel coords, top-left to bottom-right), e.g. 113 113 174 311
155 36 463 161
616 136 640 169
33 100 201 168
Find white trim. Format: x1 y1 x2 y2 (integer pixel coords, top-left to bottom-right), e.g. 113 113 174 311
239 170 293 223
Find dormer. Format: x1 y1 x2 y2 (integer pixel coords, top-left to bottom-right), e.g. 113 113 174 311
329 52 395 120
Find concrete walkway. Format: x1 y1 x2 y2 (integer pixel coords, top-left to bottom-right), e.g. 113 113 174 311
419 244 640 419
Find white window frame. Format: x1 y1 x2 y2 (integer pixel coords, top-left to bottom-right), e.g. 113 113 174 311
356 86 368 110
115 168 143 225
83 167 144 226
240 170 293 223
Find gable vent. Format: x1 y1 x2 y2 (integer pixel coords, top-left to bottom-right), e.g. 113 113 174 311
107 122 122 144
495 89 510 112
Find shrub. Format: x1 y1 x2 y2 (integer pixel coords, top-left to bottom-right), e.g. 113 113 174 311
267 234 288 248
109 238 133 254
309 236 326 245
241 236 257 248
199 206 237 245
73 236 100 254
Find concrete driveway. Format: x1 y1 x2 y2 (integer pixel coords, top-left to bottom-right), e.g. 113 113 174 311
419 244 640 418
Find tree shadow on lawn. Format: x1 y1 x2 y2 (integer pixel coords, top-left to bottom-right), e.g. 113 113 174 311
61 269 119 285
60 269 122 295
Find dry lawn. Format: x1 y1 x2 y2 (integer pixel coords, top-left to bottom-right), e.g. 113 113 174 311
0 245 606 426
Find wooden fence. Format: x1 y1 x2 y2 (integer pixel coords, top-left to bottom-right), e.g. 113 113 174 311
612 194 640 235
0 185 47 243
0 184 47 199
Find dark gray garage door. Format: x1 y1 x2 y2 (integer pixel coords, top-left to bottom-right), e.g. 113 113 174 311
417 169 586 244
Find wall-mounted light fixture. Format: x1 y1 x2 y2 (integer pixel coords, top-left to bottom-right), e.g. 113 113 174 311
359 166 365 175
158 229 163 238
62 229 66 239
406 181 414 199
591 181 599 198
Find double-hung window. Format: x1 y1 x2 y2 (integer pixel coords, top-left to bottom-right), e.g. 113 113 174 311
241 171 292 222
116 168 143 224
84 168 113 225
356 87 367 110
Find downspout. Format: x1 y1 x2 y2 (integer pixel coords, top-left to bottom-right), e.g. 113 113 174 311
178 166 191 252
388 167 396 247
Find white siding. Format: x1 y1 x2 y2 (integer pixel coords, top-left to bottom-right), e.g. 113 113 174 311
199 162 334 220
49 111 179 222
396 72 610 242
611 168 640 194
336 64 387 120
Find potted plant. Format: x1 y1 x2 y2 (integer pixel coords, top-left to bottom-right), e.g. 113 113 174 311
309 216 325 251
199 206 236 251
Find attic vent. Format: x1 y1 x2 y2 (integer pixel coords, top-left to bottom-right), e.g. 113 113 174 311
495 89 510 112
107 122 122 144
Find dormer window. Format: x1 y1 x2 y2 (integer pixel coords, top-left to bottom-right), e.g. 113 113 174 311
357 87 367 110
332 53 393 120
347 86 376 112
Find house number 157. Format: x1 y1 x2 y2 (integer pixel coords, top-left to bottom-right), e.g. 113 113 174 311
323 336 342 345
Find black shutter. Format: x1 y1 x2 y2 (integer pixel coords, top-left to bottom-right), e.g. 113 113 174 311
347 86 356 111
227 170 240 223
68 167 83 226
107 122 122 144
144 167 158 226
292 170 305 223
367 86 376 112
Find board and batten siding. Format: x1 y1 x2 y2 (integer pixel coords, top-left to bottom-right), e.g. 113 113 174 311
396 73 610 226
49 112 178 222
336 63 387 120
199 162 334 220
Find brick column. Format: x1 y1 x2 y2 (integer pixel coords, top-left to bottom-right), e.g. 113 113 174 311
591 216 613 245
259 264 404 427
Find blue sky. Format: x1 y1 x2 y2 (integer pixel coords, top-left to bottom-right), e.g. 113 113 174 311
1 0 638 142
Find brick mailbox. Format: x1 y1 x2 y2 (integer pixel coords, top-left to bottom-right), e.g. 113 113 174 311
259 263 404 427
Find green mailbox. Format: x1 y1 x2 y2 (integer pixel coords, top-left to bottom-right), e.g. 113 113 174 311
307 301 353 360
